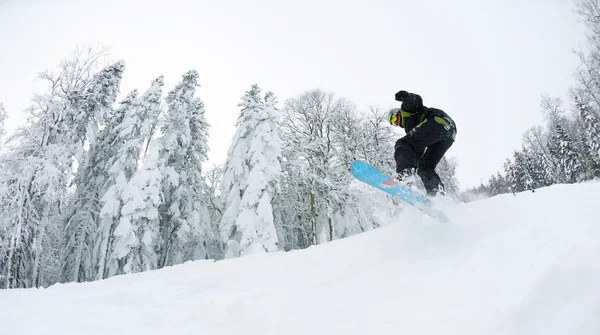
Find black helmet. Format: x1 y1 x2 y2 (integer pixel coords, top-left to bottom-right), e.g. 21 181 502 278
395 90 423 113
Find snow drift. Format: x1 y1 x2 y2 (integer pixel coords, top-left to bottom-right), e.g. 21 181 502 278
1 181 599 335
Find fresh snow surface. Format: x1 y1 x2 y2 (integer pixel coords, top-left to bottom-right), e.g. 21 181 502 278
2 182 600 335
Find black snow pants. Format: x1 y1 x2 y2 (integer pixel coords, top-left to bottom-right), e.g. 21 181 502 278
394 117 456 195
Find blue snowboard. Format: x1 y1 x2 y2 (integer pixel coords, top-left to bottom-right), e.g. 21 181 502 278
349 160 449 223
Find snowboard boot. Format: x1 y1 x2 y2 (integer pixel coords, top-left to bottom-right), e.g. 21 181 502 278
431 184 446 197
397 168 417 187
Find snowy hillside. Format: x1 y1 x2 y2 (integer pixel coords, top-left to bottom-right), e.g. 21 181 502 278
2 181 599 335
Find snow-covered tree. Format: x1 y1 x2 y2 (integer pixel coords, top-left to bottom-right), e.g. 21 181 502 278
329 101 361 167
272 91 395 250
572 1 600 178
60 62 128 282
202 164 225 259
488 172 510 196
574 0 600 112
0 103 6 146
278 89 358 245
272 158 314 250
359 107 397 172
541 96 583 183
326 99 385 239
522 126 554 186
525 148 550 189
475 2 600 193
513 149 536 192
575 96 600 177
436 157 460 197
220 85 283 258
107 142 162 277
157 70 212 266
0 49 120 288
547 120 582 183
503 158 518 194
99 76 165 277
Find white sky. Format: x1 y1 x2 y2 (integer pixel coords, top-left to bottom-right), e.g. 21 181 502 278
0 0 587 188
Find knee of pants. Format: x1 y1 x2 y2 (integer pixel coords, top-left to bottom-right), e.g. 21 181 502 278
394 138 413 154
395 141 417 166
417 166 436 180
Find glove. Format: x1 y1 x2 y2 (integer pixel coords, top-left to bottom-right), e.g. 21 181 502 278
395 90 409 102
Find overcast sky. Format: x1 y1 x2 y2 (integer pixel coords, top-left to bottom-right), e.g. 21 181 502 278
0 0 587 188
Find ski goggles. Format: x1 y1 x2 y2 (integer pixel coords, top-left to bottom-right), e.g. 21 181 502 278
388 108 400 126
388 108 414 128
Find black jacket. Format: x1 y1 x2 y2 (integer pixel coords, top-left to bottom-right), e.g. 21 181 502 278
395 91 456 134
403 107 455 134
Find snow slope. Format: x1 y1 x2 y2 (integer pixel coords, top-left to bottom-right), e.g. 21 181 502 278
2 182 600 335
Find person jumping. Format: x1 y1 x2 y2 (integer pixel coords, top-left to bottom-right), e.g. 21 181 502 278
387 90 457 196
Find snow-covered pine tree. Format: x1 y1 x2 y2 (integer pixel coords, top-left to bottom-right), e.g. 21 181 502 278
569 118 596 181
541 96 583 184
547 120 583 183
575 96 600 177
61 88 133 283
111 142 162 276
522 126 555 186
157 70 212 266
219 84 283 258
100 76 165 277
510 150 529 192
0 103 6 146
177 92 212 262
488 174 500 196
487 172 510 196
525 148 548 189
503 158 518 194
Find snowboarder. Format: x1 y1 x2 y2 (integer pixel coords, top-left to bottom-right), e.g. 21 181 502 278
387 90 457 196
